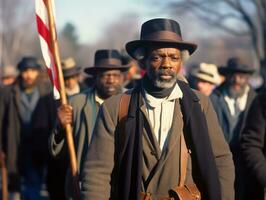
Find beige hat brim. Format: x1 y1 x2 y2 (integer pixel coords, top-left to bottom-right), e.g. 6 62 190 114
193 73 221 85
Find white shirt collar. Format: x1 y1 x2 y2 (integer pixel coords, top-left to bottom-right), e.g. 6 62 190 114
224 85 250 115
143 83 183 108
95 91 105 105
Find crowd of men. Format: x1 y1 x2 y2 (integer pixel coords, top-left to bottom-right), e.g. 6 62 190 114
0 18 265 200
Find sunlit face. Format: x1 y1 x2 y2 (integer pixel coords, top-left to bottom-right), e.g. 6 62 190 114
2 76 16 86
145 47 182 88
227 72 250 98
21 68 39 88
96 69 124 99
196 79 215 96
64 75 79 90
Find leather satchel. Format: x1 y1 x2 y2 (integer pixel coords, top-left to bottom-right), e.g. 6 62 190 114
168 133 201 200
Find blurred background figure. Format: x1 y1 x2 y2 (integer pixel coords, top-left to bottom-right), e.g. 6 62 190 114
121 51 143 89
62 57 87 96
48 49 128 200
1 65 18 86
241 93 266 200
0 57 50 200
188 62 221 96
210 57 257 200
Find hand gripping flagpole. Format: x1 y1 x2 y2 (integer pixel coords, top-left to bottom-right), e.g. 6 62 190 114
45 0 80 199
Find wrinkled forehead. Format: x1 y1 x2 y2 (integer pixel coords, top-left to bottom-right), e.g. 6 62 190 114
147 46 181 56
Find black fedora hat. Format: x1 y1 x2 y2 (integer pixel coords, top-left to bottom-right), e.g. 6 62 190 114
84 49 129 75
126 18 197 60
17 57 41 71
61 57 81 78
218 57 255 76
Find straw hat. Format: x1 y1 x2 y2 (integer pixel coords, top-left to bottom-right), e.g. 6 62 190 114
61 57 81 78
1 65 18 78
192 63 221 85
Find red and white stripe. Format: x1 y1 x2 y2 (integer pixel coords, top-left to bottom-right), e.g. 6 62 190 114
35 0 60 99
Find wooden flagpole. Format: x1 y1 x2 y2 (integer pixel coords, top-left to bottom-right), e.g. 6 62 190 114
0 152 8 200
45 0 80 199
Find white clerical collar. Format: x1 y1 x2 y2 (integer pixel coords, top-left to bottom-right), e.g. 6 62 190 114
143 83 183 108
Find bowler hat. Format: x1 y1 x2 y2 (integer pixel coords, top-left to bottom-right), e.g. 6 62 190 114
84 49 129 75
62 57 81 78
126 18 197 60
218 57 255 75
17 57 41 71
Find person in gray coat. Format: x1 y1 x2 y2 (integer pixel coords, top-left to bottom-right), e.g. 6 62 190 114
49 49 128 199
80 18 234 200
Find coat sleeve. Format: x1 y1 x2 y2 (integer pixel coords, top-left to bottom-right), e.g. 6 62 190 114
48 124 67 158
80 98 118 200
241 95 266 187
48 96 80 158
204 96 235 200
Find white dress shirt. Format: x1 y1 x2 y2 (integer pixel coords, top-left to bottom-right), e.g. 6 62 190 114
224 86 250 116
143 83 183 150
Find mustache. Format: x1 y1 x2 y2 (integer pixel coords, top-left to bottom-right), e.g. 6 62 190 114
156 69 176 76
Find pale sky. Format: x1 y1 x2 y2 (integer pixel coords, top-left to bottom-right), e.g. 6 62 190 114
54 0 171 43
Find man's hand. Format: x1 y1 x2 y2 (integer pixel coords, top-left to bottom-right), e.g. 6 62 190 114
57 104 73 128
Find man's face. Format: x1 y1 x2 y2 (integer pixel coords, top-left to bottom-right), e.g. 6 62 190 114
96 69 123 99
145 47 182 88
2 76 16 86
64 75 79 90
196 79 215 96
21 68 39 88
227 72 250 98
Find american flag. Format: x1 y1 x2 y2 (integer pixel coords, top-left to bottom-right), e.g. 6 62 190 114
35 0 60 99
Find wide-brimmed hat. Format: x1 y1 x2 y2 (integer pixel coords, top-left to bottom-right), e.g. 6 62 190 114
84 49 129 75
218 57 255 75
61 57 81 78
126 18 197 60
17 57 41 71
191 63 221 85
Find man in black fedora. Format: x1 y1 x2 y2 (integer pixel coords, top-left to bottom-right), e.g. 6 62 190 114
80 18 234 200
211 57 257 200
48 49 128 199
61 57 87 96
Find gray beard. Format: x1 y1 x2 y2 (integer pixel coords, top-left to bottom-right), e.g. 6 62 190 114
148 69 177 89
153 77 176 88
228 85 246 99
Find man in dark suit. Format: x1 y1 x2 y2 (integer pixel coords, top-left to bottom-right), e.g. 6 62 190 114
210 57 257 200
241 93 266 200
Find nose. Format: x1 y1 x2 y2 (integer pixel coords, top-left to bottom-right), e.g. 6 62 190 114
106 74 115 84
161 57 171 68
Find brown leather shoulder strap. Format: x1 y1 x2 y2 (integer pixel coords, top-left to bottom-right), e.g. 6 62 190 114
118 93 131 122
179 133 189 186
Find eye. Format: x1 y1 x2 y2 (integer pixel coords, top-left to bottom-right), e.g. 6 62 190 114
150 55 161 62
171 56 180 61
